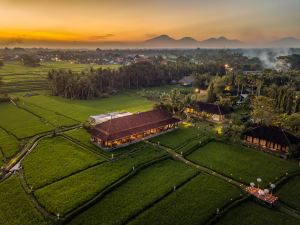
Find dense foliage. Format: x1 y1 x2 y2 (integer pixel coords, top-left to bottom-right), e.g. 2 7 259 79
48 61 225 99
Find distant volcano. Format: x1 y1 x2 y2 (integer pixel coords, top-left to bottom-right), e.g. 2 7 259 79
143 34 244 48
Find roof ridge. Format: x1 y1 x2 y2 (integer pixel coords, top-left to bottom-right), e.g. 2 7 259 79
280 127 292 147
217 104 222 115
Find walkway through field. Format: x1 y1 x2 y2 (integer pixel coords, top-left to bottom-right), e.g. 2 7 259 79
145 140 300 222
146 141 245 189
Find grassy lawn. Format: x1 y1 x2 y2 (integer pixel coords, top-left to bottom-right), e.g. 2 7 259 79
0 102 54 139
64 128 100 150
215 201 299 225
277 176 300 210
34 144 167 216
128 175 241 225
68 159 197 225
23 136 105 189
19 101 79 127
18 92 154 122
150 122 213 149
64 128 149 157
0 61 120 93
187 142 299 187
0 127 19 158
0 175 46 225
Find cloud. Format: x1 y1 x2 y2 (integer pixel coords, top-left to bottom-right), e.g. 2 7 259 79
0 37 24 46
88 34 115 41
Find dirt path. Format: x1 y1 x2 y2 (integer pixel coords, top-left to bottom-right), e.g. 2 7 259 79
146 141 245 189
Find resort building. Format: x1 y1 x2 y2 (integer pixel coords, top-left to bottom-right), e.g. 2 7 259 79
89 112 132 125
243 126 300 157
185 102 231 122
90 109 181 150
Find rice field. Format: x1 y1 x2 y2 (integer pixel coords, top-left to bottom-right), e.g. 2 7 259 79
0 61 120 93
128 175 242 225
187 142 299 187
17 93 155 122
0 175 47 225
68 159 197 225
0 102 54 139
19 101 79 127
22 136 105 189
0 127 19 158
215 201 299 225
34 144 167 216
277 176 300 210
150 122 213 149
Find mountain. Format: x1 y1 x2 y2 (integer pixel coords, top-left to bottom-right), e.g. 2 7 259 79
269 37 300 48
144 35 177 47
178 37 199 45
143 35 244 48
200 36 244 48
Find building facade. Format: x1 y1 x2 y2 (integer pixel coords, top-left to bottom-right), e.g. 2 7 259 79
243 126 300 156
185 102 231 122
90 109 181 150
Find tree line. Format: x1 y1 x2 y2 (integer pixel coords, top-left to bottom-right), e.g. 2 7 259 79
48 61 226 100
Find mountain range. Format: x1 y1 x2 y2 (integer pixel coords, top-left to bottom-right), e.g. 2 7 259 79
141 34 300 48
2 35 300 49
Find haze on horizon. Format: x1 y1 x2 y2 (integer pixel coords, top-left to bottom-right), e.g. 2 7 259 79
1 0 300 48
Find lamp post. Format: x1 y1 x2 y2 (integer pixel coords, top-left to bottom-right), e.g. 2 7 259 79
257 178 262 189
270 183 276 194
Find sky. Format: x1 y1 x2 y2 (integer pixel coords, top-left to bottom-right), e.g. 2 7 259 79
1 0 300 46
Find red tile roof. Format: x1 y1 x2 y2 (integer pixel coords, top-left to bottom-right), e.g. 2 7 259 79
91 109 180 141
193 102 232 115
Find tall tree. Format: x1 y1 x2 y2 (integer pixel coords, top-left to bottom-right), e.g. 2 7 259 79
251 96 275 125
206 82 217 103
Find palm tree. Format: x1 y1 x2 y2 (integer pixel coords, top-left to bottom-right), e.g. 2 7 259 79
235 75 243 96
255 78 263 96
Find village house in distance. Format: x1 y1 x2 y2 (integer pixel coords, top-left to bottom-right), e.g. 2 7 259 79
89 109 181 150
243 126 300 157
185 101 231 122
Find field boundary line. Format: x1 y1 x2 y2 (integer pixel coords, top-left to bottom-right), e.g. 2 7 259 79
61 134 110 160
61 155 170 224
0 125 19 140
277 202 300 219
0 124 81 181
206 196 250 225
34 161 108 191
123 172 201 225
21 100 81 123
18 169 57 224
147 141 246 190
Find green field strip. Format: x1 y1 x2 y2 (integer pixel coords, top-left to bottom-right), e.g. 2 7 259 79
67 159 198 225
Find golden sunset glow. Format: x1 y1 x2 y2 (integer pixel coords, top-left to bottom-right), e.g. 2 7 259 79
1 0 300 46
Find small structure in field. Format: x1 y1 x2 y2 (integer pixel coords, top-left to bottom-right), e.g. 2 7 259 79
185 102 231 122
243 126 300 157
90 109 181 150
245 186 278 207
89 112 132 126
178 75 194 86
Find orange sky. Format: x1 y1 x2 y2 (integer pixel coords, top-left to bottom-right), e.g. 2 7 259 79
1 0 300 45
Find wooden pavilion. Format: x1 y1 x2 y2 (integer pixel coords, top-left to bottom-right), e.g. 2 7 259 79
185 102 231 122
243 126 300 156
90 109 181 150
